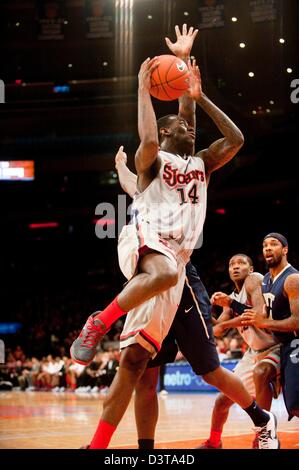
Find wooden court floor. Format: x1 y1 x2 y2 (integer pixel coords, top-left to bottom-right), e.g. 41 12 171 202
0 391 298 449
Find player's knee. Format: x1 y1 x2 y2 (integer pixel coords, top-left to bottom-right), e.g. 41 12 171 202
202 368 222 387
253 363 274 385
215 393 232 412
153 267 178 290
122 344 151 375
136 374 157 397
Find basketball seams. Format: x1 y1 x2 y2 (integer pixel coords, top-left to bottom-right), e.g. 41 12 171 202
156 64 172 100
149 54 189 101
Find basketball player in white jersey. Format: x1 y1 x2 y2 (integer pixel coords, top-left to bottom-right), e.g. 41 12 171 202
199 254 281 449
72 31 277 448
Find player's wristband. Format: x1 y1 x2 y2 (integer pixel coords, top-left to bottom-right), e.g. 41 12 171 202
230 300 252 316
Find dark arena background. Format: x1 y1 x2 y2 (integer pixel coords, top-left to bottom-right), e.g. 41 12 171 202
0 0 299 453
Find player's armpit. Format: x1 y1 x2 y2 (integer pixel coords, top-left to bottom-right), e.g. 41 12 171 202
135 141 159 174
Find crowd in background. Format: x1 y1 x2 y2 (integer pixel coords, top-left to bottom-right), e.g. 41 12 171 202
0 347 120 393
2 246 298 393
0 332 244 393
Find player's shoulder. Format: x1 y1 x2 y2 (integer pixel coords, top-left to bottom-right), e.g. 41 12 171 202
284 272 299 292
158 149 174 160
244 272 263 294
194 149 206 163
246 272 263 283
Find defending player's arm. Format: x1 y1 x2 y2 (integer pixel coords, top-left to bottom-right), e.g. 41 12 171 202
213 303 247 337
212 291 252 316
135 58 160 175
212 274 264 336
244 273 265 312
242 274 299 332
213 306 234 337
115 146 137 199
165 24 198 134
186 60 244 176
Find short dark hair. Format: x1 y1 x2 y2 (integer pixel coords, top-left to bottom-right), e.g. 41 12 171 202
157 114 177 143
230 254 253 267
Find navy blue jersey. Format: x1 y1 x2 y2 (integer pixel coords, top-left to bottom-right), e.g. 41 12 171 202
262 265 299 344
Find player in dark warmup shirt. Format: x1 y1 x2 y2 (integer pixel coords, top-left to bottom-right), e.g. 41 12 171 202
242 233 299 420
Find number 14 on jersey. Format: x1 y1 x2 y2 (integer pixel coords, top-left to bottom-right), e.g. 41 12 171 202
177 184 199 205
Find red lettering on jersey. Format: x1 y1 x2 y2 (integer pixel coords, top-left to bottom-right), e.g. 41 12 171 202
163 163 205 188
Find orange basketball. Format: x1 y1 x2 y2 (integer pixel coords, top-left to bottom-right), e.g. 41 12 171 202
150 54 190 101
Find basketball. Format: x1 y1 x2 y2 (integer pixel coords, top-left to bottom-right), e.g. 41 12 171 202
150 54 190 101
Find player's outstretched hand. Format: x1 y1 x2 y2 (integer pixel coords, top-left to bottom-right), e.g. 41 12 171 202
165 24 199 60
115 146 127 170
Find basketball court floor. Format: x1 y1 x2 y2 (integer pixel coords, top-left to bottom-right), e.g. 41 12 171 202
0 391 298 449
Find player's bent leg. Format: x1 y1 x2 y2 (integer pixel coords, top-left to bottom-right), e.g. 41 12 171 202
134 366 159 449
117 252 178 311
203 366 252 409
71 253 178 365
211 393 233 432
89 344 151 449
203 366 279 449
253 362 277 410
197 393 233 449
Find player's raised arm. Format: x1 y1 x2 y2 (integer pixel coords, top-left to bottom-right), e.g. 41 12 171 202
187 59 244 177
135 58 160 175
115 146 137 199
166 24 198 137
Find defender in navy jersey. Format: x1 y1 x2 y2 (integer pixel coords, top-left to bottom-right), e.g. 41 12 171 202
242 233 299 420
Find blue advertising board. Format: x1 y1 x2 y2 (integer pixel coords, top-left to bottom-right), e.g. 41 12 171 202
163 361 238 392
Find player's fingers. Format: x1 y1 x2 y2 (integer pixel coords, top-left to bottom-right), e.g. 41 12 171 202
146 57 159 70
188 26 194 36
140 57 151 70
148 59 160 73
182 23 187 35
175 25 181 37
192 29 199 39
213 292 223 298
118 145 124 152
165 37 173 48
